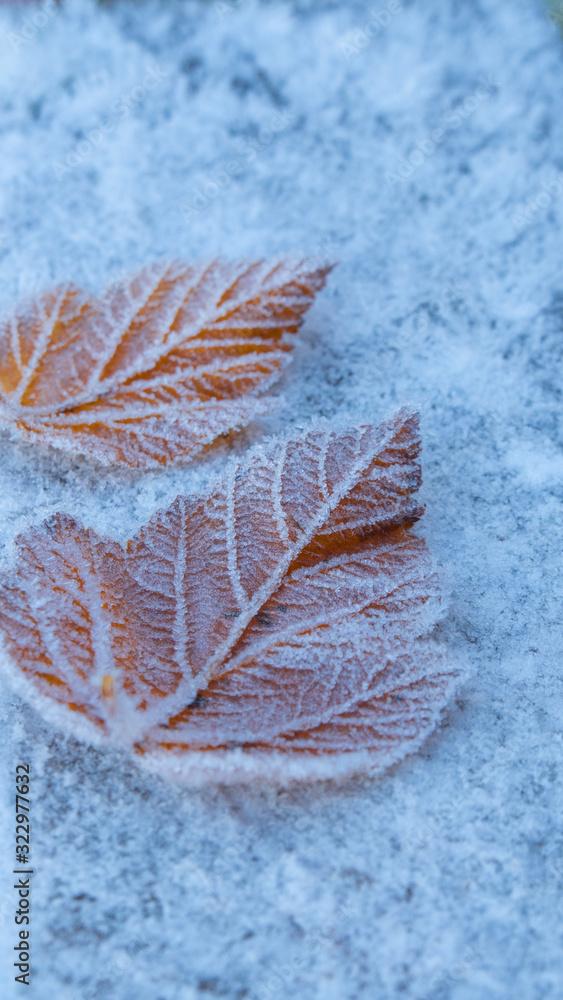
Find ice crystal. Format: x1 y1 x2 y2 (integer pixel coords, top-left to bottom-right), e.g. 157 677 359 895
0 259 331 468
0 408 456 782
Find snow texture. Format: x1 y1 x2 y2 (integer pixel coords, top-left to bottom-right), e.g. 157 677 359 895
0 0 561 997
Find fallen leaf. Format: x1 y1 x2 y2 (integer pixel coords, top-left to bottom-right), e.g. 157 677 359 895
0 259 331 467
0 408 456 782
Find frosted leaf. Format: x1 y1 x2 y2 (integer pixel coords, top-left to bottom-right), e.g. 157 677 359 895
0 259 331 468
0 409 457 782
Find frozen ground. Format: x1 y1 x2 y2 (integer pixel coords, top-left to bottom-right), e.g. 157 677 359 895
0 0 562 996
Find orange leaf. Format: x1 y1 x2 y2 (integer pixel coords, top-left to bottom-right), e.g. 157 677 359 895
0 409 456 782
0 259 331 468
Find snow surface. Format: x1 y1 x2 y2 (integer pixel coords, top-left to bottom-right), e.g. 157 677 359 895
0 0 562 997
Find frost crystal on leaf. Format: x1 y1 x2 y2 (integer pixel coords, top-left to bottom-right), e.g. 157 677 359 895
0 409 456 783
0 259 331 468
